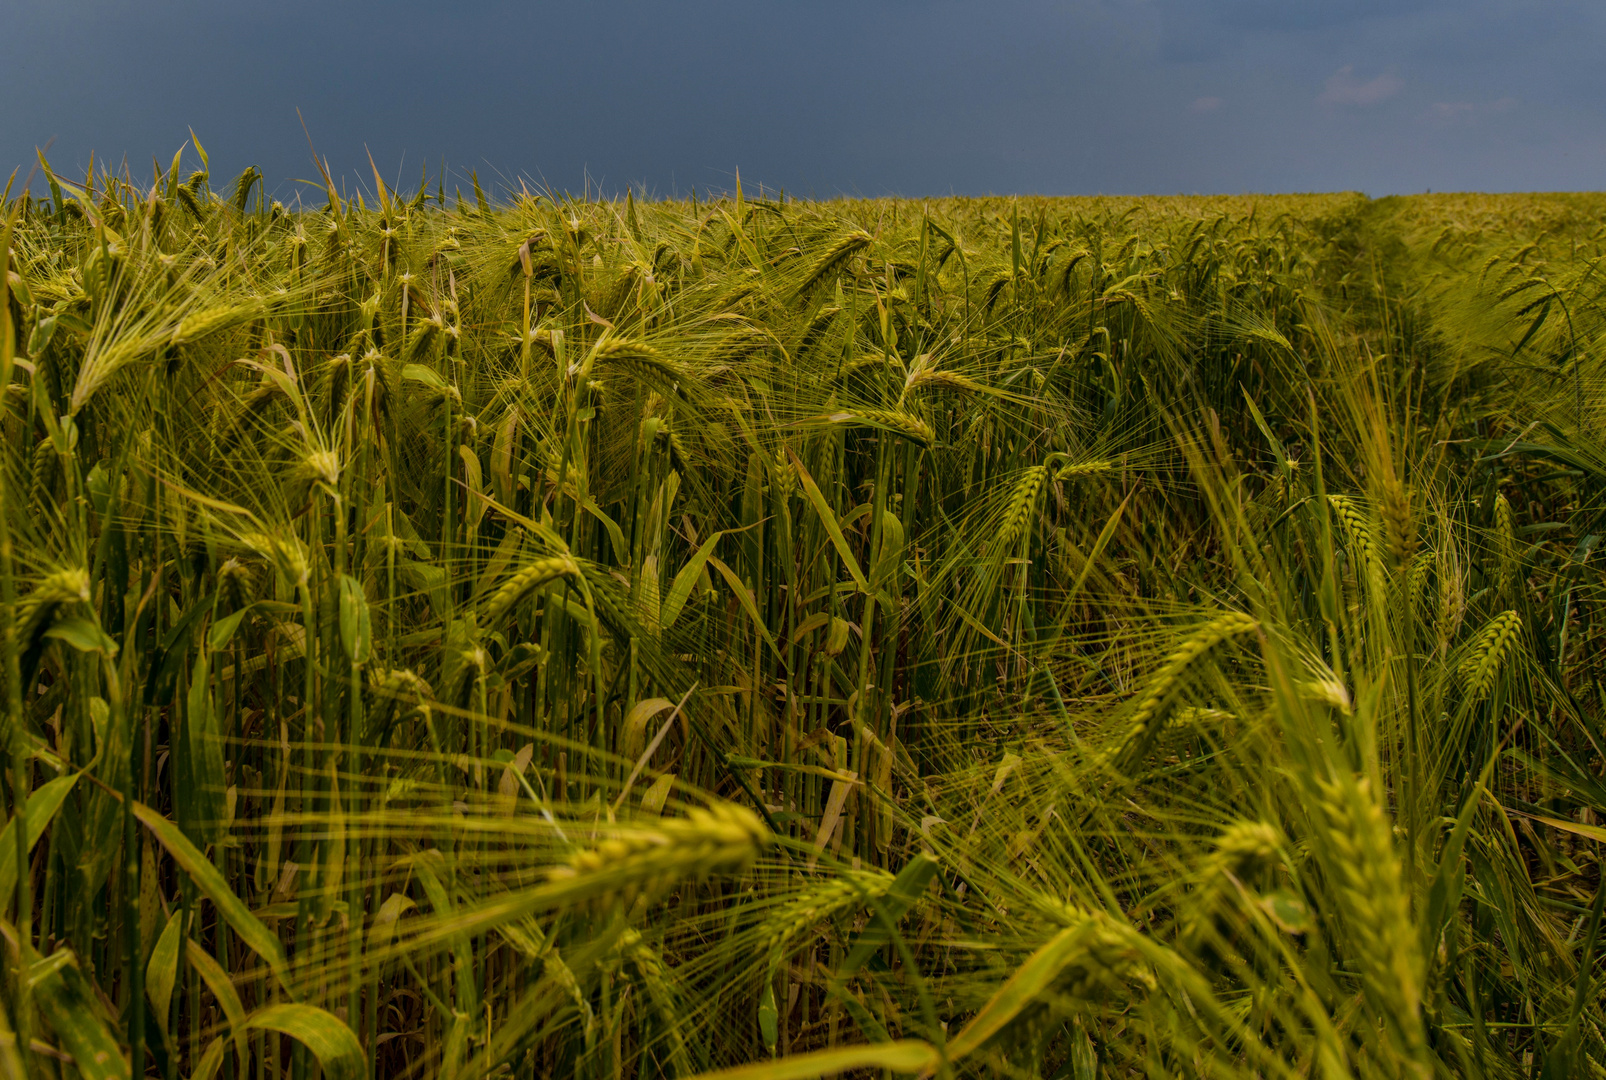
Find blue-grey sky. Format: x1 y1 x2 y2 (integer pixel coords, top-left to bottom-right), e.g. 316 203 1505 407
5 0 1603 199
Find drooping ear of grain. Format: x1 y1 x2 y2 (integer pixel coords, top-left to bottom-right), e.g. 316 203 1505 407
792 229 872 301
1459 609 1522 701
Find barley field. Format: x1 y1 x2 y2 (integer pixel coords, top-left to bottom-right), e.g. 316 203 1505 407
0 154 1603 1079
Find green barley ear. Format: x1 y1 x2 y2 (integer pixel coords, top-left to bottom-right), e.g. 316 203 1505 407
17 567 91 646
827 408 935 448
1435 556 1466 651
759 869 895 956
796 304 841 354
1054 458 1113 479
13 567 92 694
904 368 983 397
364 668 434 744
480 556 579 628
998 465 1049 551
403 313 443 362
1211 819 1282 878
588 338 688 393
230 166 262 215
71 329 173 414
27 438 57 517
1493 492 1517 595
175 172 208 219
170 299 264 346
1104 611 1259 775
1379 476 1417 568
596 262 642 318
548 801 770 910
944 910 1155 1064
1313 774 1428 1068
1327 493 1388 600
80 242 123 303
1407 555 1433 624
1171 705 1237 728
770 448 796 502
1328 495 1381 571
1180 820 1284 950
1459 610 1522 701
282 449 340 510
793 230 872 302
216 557 255 614
240 531 310 589
615 929 694 1075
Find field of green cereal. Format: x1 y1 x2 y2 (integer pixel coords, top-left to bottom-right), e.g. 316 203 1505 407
1 153 1603 1078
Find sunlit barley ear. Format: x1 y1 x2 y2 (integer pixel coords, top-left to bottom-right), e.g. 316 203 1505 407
17 567 91 646
1459 610 1522 702
1102 611 1259 775
1313 773 1428 1066
480 556 579 627
1327 495 1384 587
1379 475 1417 570
998 465 1050 550
548 802 770 910
758 869 896 956
828 408 935 448
1180 820 1284 951
216 557 255 613
1493 491 1518 595
169 297 265 346
793 229 872 302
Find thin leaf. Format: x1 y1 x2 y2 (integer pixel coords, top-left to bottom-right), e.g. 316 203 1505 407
944 923 1088 1062
187 939 248 1065
839 853 939 979
787 448 868 592
707 555 781 659
31 950 131 1080
241 1004 365 1080
338 575 372 663
659 530 724 630
44 616 118 656
0 773 81 903
132 801 292 996
146 912 183 1031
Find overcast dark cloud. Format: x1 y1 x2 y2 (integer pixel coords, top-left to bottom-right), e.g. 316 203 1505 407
3 0 1603 199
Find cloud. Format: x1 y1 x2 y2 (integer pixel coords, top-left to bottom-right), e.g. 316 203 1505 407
1318 66 1403 106
1426 96 1516 124
1188 96 1223 113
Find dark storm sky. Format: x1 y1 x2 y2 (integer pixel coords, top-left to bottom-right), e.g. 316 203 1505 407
5 0 1603 200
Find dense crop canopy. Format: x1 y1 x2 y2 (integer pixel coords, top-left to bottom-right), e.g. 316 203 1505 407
0 161 1603 1078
